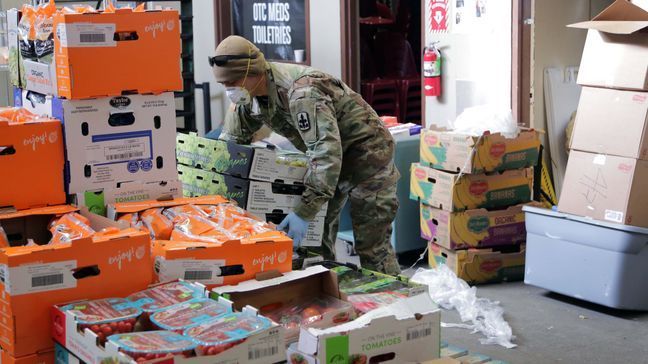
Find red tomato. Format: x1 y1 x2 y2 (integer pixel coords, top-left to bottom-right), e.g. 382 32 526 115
124 322 133 332
90 324 101 333
301 307 321 319
101 325 113 335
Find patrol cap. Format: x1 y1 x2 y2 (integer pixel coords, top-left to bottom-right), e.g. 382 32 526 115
211 36 266 83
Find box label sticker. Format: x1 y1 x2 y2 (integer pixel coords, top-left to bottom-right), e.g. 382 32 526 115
59 23 117 48
248 333 281 362
155 257 225 285
87 130 153 166
593 154 606 166
4 260 77 295
604 210 624 224
406 323 434 341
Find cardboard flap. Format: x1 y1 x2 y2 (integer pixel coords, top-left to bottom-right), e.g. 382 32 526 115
569 0 648 33
213 265 329 294
0 205 78 220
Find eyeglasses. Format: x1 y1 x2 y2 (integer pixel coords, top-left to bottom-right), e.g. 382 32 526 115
208 54 257 67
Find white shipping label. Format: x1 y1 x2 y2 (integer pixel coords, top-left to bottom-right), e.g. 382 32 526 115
4 261 77 296
86 131 153 165
248 337 281 362
593 154 607 166
406 323 434 341
155 257 225 285
60 23 117 48
604 210 624 224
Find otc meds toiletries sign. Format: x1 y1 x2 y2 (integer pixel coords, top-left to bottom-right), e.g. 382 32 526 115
232 0 309 63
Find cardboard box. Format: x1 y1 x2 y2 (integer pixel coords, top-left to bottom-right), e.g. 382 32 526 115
152 231 293 289
420 204 528 250
0 117 65 210
0 207 152 357
571 87 648 160
410 164 533 212
107 195 229 220
429 242 526 284
558 151 648 227
74 179 182 216
53 8 182 99
177 164 250 208
419 129 540 173
295 294 441 364
212 266 356 344
569 0 648 91
52 293 286 364
293 248 324 270
53 93 176 194
177 167 327 246
7 9 22 88
177 132 308 184
1 349 55 364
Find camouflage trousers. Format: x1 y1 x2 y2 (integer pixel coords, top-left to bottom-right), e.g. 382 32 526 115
318 162 401 275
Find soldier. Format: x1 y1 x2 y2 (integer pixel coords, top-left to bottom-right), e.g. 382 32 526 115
210 36 401 275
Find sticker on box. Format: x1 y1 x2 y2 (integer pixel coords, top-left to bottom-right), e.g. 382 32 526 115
4 260 77 295
57 23 117 48
155 257 226 286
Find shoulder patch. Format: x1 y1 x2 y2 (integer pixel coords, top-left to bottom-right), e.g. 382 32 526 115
297 112 311 131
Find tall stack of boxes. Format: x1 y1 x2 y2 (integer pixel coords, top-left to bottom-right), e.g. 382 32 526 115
176 132 327 247
410 128 540 284
10 6 183 216
559 0 648 227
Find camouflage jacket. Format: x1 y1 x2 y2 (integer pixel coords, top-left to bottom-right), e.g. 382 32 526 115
221 62 397 220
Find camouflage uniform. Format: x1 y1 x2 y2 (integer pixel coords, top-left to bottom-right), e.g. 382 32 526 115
221 62 401 275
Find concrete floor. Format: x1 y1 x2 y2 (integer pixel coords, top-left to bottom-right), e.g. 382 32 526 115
335 240 648 364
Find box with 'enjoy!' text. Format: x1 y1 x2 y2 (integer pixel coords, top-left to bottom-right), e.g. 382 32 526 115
14 89 178 195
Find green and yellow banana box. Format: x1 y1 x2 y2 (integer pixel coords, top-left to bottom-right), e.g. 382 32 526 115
177 164 250 207
176 132 307 184
420 203 529 250
429 242 526 284
410 163 533 212
420 129 540 174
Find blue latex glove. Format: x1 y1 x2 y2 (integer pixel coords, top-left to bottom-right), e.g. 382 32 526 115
277 212 309 247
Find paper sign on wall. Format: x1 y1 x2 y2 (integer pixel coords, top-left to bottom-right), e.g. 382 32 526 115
429 0 450 33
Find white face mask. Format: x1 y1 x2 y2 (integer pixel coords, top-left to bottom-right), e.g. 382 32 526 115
226 86 251 105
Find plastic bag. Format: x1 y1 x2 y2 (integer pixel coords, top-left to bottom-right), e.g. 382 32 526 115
411 265 516 349
450 105 518 138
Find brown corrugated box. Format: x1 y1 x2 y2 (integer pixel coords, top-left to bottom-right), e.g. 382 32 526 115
569 0 648 91
558 151 648 227
571 87 648 160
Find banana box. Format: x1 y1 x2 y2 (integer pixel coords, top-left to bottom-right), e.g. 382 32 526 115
419 129 540 174
410 163 533 212
429 242 526 284
420 204 529 250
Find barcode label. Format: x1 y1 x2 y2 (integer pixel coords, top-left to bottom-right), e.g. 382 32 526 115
407 326 432 341
184 270 213 281
106 151 145 161
32 274 64 288
605 210 624 224
248 346 279 360
80 33 106 43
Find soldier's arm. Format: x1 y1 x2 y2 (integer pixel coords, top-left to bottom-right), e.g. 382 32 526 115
289 84 342 221
219 103 264 145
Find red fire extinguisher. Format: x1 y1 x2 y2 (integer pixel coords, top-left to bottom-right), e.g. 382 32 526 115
423 42 442 97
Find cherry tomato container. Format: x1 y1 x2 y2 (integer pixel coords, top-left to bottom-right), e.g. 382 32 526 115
149 299 231 333
107 331 196 362
183 313 272 356
59 298 141 344
127 281 205 319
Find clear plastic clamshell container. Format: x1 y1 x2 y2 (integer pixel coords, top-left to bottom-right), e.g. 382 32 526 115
150 299 231 333
59 298 141 344
107 331 196 362
183 313 272 356
127 281 205 316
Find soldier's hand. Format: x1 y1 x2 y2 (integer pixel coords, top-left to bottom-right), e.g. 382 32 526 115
277 212 309 247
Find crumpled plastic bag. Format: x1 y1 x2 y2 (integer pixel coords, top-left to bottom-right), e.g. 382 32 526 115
450 105 518 138
411 265 516 349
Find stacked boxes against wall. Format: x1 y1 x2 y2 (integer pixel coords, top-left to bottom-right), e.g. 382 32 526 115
558 0 648 228
176 132 327 247
410 128 541 284
9 5 183 216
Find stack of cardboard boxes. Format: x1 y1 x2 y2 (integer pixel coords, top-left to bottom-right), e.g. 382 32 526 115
176 132 328 247
559 0 648 228
9 6 183 216
410 128 541 284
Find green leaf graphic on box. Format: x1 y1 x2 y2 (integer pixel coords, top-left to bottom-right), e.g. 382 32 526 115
467 215 490 233
84 191 106 217
325 335 349 364
431 146 448 168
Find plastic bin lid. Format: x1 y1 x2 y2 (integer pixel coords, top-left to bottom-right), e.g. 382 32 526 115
523 206 648 235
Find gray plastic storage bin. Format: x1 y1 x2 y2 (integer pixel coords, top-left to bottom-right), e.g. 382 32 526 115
523 206 648 310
